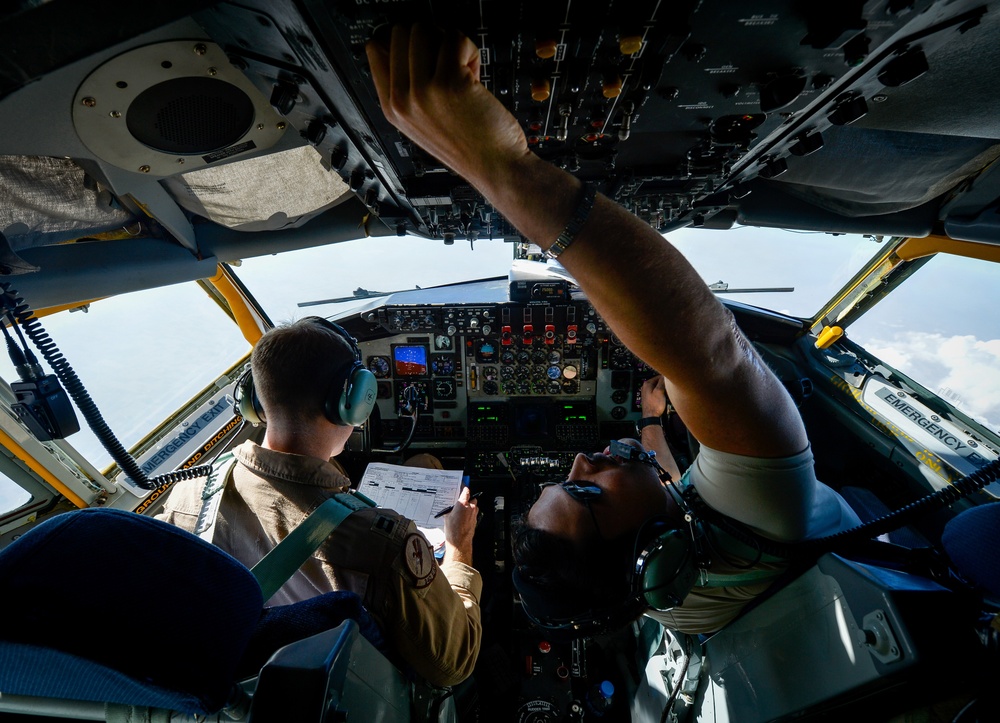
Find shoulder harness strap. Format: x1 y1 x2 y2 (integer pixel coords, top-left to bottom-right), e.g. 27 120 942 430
193 452 238 543
251 491 375 601
675 468 791 589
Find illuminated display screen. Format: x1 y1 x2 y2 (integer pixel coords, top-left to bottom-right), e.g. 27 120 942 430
393 345 428 376
471 403 507 425
559 403 590 423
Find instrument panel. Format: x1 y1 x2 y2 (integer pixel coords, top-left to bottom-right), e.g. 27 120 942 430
353 298 654 465
346 296 680 722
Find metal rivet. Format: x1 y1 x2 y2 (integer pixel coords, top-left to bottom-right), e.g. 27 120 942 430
276 121 287 130
109 110 121 118
872 94 888 103
138 165 151 173
81 97 96 107
194 43 208 56
257 123 265 130
207 67 218 76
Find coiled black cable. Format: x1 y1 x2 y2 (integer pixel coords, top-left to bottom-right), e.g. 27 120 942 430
1 282 212 490
688 457 1000 560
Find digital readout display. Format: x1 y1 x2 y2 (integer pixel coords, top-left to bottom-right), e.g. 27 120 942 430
393 345 428 376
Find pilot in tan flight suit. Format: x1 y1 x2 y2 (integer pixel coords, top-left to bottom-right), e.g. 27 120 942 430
157 316 482 688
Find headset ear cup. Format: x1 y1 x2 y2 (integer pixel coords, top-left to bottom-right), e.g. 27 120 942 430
636 528 698 611
325 364 377 427
235 369 265 426
341 366 378 426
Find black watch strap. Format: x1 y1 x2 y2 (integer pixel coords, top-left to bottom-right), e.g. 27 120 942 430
635 416 662 435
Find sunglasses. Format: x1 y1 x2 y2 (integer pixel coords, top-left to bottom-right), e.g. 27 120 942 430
538 479 605 537
539 440 674 539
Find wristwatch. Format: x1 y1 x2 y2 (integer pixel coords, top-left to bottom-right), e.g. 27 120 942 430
635 416 662 435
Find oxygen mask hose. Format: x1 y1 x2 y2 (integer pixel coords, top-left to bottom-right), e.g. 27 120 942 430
0 282 212 490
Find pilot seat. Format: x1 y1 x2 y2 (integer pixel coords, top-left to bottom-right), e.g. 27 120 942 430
0 507 426 722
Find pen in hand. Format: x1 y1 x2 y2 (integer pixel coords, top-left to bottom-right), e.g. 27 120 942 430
434 491 482 518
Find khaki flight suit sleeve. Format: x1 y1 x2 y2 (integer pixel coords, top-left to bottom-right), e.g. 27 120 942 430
384 525 483 687
152 479 201 533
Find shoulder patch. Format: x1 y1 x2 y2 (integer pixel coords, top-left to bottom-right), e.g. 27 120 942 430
402 533 438 589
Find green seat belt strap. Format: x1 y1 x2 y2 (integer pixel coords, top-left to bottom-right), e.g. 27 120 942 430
250 492 373 601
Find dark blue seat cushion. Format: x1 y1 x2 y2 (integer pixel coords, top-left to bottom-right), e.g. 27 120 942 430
942 503 1000 598
0 508 264 714
238 590 387 679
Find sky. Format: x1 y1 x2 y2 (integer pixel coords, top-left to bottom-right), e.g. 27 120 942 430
0 226 996 513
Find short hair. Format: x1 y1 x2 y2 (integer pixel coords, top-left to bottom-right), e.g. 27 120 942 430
250 317 355 421
511 520 640 627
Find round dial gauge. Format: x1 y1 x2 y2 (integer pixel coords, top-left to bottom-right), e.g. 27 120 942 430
433 378 456 399
610 346 632 369
434 334 453 350
431 355 455 375
367 355 390 378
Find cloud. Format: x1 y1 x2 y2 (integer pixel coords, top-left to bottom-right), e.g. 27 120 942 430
863 332 1000 433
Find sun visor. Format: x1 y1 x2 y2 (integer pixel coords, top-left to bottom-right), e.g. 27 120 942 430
767 127 1000 218
0 156 136 251
162 145 353 232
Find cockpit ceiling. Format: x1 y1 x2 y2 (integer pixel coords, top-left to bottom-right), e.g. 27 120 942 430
1 0 1000 309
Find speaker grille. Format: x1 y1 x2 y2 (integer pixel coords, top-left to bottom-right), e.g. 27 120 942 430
126 77 255 154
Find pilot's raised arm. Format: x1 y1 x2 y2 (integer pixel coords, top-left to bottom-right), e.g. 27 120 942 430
368 26 861 639
366 25 806 459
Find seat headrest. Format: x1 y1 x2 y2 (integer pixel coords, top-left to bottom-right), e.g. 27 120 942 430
0 508 264 714
942 503 1000 599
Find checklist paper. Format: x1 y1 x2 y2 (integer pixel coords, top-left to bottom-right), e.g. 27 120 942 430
356 462 465 529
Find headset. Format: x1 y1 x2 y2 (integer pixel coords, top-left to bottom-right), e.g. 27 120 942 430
513 516 704 639
515 440 812 638
234 316 377 428
512 441 710 639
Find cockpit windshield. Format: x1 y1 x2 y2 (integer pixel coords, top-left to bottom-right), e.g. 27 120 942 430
846 252 1000 434
669 226 885 318
234 235 517 322
0 283 251 471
